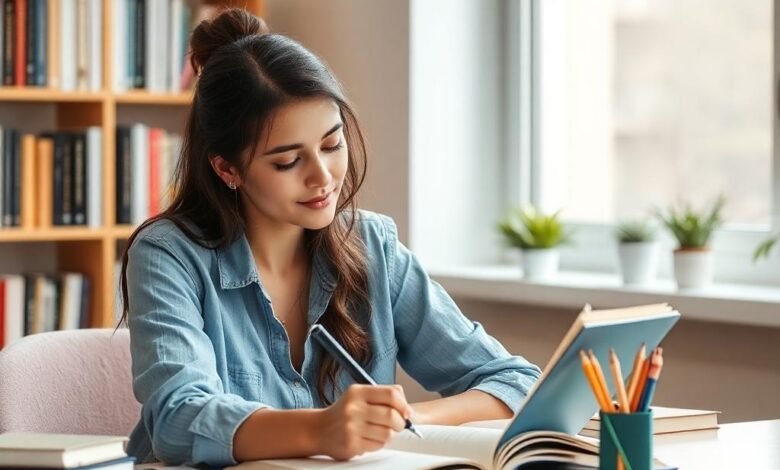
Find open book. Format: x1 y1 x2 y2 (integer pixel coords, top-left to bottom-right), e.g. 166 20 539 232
229 303 680 470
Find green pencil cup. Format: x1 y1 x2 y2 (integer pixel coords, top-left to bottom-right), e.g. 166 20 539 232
599 410 653 470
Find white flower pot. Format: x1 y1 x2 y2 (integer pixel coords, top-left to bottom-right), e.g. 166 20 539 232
673 248 714 289
617 241 659 286
521 248 559 280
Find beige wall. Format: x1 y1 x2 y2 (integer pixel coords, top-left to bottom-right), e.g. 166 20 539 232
398 298 780 424
263 1 780 425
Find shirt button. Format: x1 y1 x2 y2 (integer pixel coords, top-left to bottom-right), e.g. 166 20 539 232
294 380 303 388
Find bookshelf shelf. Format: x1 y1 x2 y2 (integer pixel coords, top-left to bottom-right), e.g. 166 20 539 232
0 227 108 242
0 0 264 332
111 226 136 239
114 91 194 106
0 88 107 103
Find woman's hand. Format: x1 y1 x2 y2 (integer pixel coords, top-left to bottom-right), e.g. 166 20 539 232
315 384 413 461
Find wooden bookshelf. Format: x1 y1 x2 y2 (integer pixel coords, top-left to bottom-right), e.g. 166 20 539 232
0 0 264 330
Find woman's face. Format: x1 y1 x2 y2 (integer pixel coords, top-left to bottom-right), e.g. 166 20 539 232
239 97 349 231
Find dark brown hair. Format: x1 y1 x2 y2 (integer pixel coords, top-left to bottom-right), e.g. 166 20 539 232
117 8 372 404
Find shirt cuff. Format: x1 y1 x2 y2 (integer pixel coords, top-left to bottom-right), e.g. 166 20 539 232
471 372 536 414
188 395 270 466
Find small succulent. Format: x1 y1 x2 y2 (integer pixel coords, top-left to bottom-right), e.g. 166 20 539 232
616 220 656 244
656 197 725 249
497 205 572 250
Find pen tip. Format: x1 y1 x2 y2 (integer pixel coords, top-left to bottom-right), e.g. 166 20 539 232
410 426 424 439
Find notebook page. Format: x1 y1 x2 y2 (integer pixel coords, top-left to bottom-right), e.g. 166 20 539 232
386 425 502 469
227 448 482 469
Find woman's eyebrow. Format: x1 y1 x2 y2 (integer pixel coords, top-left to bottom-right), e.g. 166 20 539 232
262 122 344 156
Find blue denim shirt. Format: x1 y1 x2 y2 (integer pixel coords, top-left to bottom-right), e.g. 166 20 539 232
125 210 541 466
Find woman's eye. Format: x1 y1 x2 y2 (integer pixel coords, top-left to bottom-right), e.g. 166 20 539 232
323 141 345 153
273 157 300 171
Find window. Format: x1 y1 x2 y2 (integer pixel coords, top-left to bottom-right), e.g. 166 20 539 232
508 0 780 282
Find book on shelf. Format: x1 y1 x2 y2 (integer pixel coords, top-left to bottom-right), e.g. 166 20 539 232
0 272 90 349
0 126 103 229
115 124 181 225
113 0 217 93
579 406 720 438
0 0 101 90
0 432 130 469
230 303 681 469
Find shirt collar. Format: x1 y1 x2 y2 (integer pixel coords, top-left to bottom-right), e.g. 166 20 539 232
216 231 337 295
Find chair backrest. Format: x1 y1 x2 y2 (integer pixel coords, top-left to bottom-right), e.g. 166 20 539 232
0 328 140 436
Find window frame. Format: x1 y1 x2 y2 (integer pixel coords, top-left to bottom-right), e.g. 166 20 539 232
504 0 780 286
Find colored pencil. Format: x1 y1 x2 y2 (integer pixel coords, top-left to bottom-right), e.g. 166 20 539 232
609 348 631 413
580 350 611 411
638 348 664 412
625 343 646 411
589 349 616 411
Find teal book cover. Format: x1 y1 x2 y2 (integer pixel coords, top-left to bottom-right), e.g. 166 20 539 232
497 304 680 450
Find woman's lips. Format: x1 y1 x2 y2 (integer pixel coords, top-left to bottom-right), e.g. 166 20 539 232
298 191 332 209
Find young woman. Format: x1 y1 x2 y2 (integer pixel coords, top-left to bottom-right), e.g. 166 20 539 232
121 8 541 467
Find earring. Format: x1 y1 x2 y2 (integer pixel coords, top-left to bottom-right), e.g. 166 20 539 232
228 181 237 190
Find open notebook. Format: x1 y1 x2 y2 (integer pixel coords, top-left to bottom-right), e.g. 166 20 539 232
229 303 680 470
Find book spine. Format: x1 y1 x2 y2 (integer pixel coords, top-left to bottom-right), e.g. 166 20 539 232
14 0 25 86
46 0 56 88
61 133 72 225
11 130 20 226
134 0 144 88
34 0 44 86
0 279 6 349
86 126 101 227
87 0 99 90
19 133 35 229
72 132 85 225
0 125 4 228
59 0 74 90
36 137 53 227
148 127 160 216
79 274 90 328
75 0 86 90
51 133 63 225
2 0 14 86
25 0 33 85
23 274 34 335
2 128 12 226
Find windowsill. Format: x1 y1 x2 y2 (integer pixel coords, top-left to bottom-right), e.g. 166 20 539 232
429 265 780 329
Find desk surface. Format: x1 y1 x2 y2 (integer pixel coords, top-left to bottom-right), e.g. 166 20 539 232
134 419 780 469
653 419 780 470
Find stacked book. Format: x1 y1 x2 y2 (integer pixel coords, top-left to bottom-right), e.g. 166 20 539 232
0 126 103 229
0 272 91 349
113 0 205 93
0 0 103 90
0 433 132 469
115 124 181 225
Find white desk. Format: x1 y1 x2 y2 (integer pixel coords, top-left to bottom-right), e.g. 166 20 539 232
653 419 780 469
134 419 780 469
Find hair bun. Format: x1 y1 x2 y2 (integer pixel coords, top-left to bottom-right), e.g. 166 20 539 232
190 8 270 73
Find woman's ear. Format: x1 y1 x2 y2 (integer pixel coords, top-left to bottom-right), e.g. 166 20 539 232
210 155 241 189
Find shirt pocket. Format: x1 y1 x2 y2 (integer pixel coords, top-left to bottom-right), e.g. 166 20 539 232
226 367 265 403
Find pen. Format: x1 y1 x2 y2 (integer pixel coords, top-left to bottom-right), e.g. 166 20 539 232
638 348 664 412
309 324 423 439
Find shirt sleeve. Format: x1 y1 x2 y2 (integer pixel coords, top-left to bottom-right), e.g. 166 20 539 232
380 216 542 413
126 235 268 466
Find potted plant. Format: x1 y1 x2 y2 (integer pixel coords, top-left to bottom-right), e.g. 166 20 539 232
615 220 659 286
498 206 571 280
656 197 725 289
753 234 778 262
